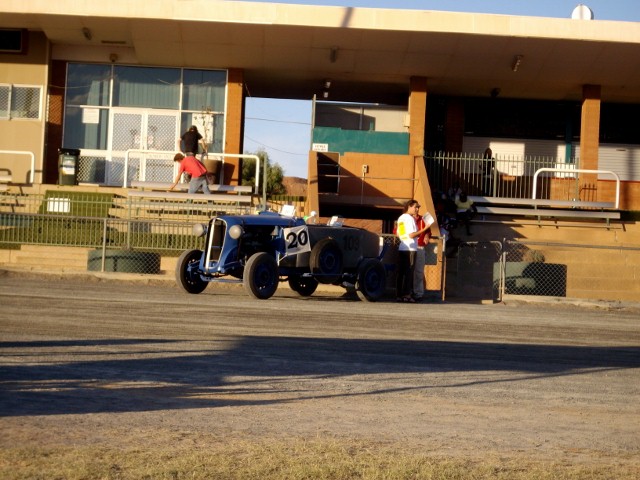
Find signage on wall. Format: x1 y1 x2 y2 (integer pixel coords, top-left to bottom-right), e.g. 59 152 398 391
312 143 328 152
82 108 100 124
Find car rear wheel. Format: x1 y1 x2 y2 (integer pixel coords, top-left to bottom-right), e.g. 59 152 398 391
309 238 343 284
175 249 208 294
244 252 279 299
356 258 386 302
288 275 319 296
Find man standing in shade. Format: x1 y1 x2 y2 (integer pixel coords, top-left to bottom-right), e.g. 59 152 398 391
178 125 207 155
396 199 430 303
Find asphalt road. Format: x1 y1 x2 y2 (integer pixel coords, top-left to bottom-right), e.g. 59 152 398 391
1 272 639 464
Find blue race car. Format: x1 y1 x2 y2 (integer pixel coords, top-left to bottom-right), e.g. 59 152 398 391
175 212 387 301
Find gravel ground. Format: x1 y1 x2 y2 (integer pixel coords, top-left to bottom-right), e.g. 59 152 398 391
1 272 639 467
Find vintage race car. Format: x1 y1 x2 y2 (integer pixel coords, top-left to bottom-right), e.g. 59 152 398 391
175 212 387 301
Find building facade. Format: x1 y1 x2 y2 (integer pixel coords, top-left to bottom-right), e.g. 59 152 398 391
1 1 639 219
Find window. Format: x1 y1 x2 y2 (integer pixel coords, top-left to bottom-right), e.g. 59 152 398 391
0 84 41 120
182 69 226 111
63 63 228 151
66 64 111 107
113 66 180 109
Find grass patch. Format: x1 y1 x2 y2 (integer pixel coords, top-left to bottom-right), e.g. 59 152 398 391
0 439 637 480
0 214 201 252
39 191 117 218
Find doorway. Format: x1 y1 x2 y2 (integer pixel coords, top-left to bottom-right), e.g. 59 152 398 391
108 108 179 185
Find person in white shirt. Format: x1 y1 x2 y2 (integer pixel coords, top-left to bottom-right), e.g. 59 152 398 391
395 199 431 303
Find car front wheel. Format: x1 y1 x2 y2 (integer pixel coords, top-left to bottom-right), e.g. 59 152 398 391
175 249 208 294
243 252 279 299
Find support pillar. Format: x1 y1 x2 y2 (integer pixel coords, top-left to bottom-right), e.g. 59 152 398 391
409 77 427 158
224 68 245 185
408 76 438 226
579 84 601 200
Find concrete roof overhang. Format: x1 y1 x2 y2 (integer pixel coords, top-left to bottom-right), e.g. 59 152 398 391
2 0 640 105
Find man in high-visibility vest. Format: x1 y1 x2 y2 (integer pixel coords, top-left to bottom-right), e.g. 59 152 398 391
396 199 431 303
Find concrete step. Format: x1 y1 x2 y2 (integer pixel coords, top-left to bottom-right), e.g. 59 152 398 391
9 245 91 271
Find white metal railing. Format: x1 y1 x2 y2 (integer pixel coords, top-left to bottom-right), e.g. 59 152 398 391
532 168 620 208
0 150 35 184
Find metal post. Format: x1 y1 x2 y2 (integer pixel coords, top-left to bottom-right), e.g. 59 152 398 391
101 218 108 272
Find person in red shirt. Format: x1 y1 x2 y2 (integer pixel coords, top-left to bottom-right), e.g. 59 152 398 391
169 153 210 194
412 208 435 301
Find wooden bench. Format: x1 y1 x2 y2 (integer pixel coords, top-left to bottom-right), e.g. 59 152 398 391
467 196 620 227
130 181 253 194
127 189 253 220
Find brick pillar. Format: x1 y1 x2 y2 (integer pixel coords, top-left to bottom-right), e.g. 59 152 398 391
408 76 437 225
579 84 601 200
408 76 427 157
224 68 244 185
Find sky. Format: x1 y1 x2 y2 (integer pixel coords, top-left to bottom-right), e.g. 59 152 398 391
242 0 640 178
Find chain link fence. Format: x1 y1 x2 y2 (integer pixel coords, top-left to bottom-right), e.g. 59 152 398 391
3 192 637 302
456 241 503 300
0 211 202 274
454 239 640 302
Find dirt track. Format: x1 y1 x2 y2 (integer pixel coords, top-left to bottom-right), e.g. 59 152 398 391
1 272 639 466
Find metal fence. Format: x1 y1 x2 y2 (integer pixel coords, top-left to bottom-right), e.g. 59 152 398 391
456 241 503 300
4 192 637 303
425 151 579 199
0 194 447 299
455 239 640 303
0 211 203 274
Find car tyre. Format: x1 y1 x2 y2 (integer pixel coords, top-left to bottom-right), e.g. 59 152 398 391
355 258 386 302
175 249 208 294
309 238 343 284
244 252 279 299
288 275 319 296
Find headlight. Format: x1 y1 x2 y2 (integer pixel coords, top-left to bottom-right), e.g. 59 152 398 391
192 223 208 237
228 224 244 239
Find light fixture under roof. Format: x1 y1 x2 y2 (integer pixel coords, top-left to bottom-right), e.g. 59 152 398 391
511 55 523 72
82 27 92 41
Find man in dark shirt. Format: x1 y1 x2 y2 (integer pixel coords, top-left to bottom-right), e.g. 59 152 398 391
179 125 207 155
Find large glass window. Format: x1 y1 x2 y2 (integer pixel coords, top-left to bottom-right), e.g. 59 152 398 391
63 106 109 150
63 63 227 152
113 66 180 109
180 112 224 153
66 64 111 106
182 69 227 112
